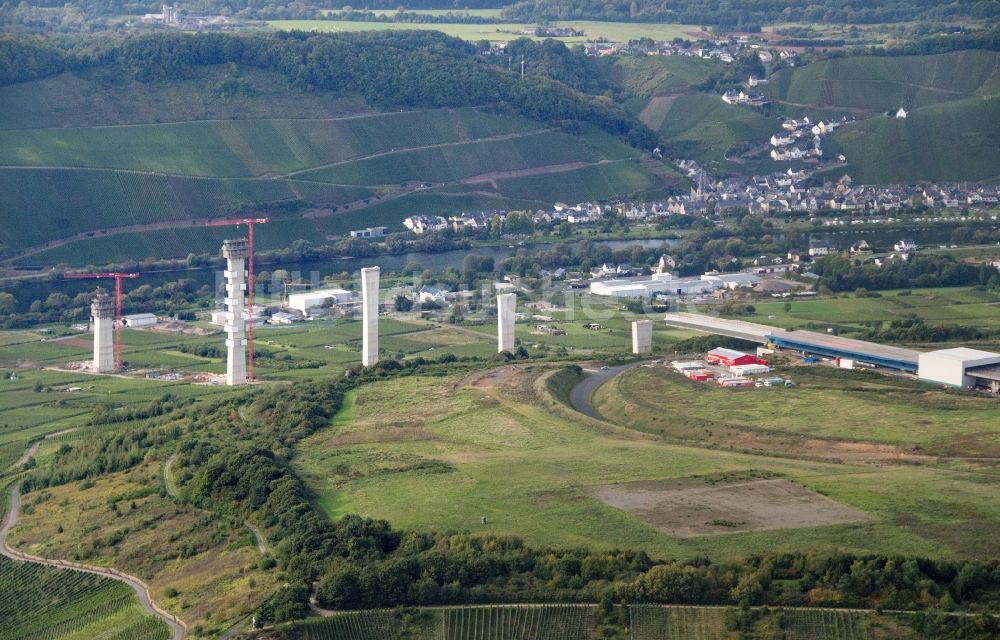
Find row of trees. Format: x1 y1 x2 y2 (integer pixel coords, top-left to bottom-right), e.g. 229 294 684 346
499 0 998 26
811 254 1000 292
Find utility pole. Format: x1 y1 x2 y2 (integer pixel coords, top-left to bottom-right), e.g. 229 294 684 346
520 56 525 80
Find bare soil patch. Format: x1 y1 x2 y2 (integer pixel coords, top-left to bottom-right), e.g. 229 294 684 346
637 95 677 131
588 478 871 537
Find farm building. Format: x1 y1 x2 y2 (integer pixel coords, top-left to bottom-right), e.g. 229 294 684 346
918 348 1000 392
121 313 157 328
706 348 758 367
287 288 354 313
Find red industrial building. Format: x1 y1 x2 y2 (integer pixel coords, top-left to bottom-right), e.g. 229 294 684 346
706 347 761 367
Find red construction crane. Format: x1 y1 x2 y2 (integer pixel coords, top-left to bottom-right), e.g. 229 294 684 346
204 217 269 382
64 272 140 371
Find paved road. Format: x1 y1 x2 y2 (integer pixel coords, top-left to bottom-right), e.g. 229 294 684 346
1 485 185 640
568 362 647 421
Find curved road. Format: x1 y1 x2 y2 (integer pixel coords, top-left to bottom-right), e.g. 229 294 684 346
1 485 185 640
568 361 647 421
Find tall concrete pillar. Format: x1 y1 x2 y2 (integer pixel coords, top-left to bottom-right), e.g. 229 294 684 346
91 291 115 373
222 238 249 386
361 266 380 367
497 293 516 352
632 319 652 354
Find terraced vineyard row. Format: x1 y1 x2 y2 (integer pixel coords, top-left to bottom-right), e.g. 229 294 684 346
781 608 869 640
0 555 171 640
629 605 732 640
443 605 599 640
629 605 875 640
294 610 403 640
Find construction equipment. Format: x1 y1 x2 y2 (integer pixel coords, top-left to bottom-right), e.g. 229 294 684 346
63 272 140 371
204 217 269 382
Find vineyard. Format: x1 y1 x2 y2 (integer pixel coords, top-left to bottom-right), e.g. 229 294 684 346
780 608 871 640
0 556 171 640
443 605 599 640
286 605 602 640
629 605 732 640
629 605 876 640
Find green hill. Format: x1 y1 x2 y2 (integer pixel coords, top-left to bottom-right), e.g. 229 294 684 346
0 32 674 267
763 50 1000 112
657 92 780 170
826 95 1000 183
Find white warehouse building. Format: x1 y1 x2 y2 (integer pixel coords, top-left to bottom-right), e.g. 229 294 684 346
287 288 354 313
590 274 717 298
918 347 1000 393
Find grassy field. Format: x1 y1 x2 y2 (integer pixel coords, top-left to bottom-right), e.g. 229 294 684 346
0 555 171 640
292 365 1000 564
267 20 701 44
593 364 1000 455
734 286 1000 337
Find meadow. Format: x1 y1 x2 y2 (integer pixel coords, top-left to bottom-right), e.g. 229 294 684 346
593 364 1000 455
291 365 1000 564
730 286 1000 340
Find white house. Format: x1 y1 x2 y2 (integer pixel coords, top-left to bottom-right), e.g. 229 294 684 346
894 239 918 253
895 108 908 119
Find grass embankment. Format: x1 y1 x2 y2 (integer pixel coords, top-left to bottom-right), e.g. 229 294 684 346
292 366 1000 563
593 365 1000 455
